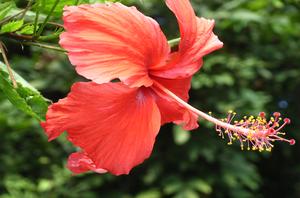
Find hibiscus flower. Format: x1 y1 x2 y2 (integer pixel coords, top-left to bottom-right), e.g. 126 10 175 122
41 0 294 176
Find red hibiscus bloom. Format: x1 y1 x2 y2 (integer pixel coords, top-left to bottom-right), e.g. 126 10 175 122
41 0 294 175
41 0 223 175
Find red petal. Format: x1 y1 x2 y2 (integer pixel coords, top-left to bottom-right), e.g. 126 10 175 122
151 76 199 130
41 82 161 175
67 152 107 174
151 0 223 78
60 3 169 87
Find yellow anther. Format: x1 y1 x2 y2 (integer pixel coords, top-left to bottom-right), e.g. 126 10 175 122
227 142 232 145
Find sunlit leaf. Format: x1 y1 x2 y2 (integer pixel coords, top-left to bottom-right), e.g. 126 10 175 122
174 189 198 198
36 0 81 18
189 179 212 194
0 1 15 21
173 125 191 145
17 24 35 35
0 61 50 120
0 19 24 33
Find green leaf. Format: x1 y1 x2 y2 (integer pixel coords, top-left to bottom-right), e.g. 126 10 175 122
1 19 24 33
36 0 77 18
0 1 15 21
174 189 199 198
17 24 36 35
9 8 46 23
35 0 116 17
136 189 161 198
173 125 191 145
189 179 212 194
0 61 50 121
231 10 263 23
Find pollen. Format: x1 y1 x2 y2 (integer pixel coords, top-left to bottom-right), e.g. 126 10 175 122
215 111 295 152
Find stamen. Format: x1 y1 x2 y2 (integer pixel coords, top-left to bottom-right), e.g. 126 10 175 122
216 111 295 152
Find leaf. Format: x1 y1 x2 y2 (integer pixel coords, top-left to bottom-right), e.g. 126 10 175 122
9 8 46 23
17 24 36 35
1 19 24 33
231 10 263 23
173 125 191 145
36 0 78 18
0 61 50 121
0 1 15 21
163 179 182 195
136 189 161 198
35 0 115 17
189 179 212 194
174 189 198 198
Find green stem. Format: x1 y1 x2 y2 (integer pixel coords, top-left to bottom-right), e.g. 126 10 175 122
33 1 40 36
35 0 60 38
47 22 64 29
168 37 181 48
38 30 62 41
22 41 66 53
20 0 33 19
75 0 80 5
7 31 61 42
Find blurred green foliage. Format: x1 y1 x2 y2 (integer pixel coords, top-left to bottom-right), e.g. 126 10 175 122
0 0 299 197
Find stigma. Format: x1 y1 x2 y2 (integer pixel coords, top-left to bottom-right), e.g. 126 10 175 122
216 111 295 152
